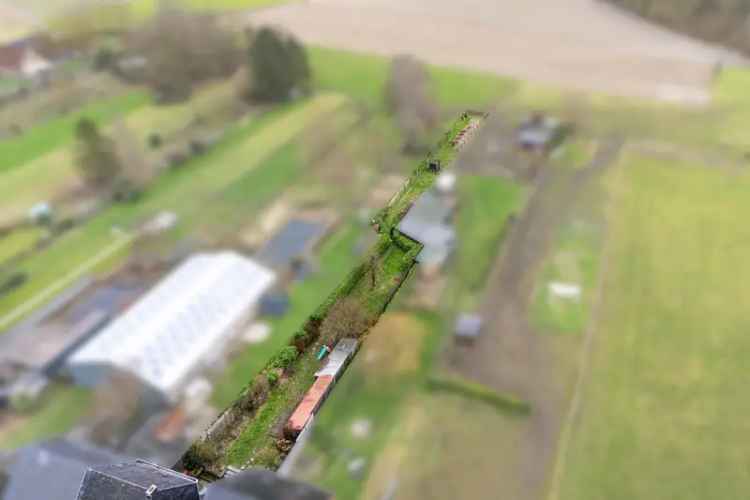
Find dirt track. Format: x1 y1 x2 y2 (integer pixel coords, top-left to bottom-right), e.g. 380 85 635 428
445 140 621 500
248 0 744 103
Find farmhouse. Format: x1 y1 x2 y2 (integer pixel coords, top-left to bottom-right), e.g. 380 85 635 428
66 251 276 399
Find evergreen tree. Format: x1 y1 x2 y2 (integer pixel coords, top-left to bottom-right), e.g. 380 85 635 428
246 27 311 102
75 118 121 192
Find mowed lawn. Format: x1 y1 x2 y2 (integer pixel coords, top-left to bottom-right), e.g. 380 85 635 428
557 156 750 500
0 90 148 175
0 93 346 328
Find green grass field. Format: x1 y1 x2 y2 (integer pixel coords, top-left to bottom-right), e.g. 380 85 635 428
0 227 44 265
309 47 519 110
0 81 237 226
0 385 93 451
531 221 601 335
0 90 148 175
555 155 750 500
0 94 346 330
453 175 525 307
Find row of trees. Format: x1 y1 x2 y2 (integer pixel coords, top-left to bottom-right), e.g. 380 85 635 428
128 8 310 103
605 0 750 55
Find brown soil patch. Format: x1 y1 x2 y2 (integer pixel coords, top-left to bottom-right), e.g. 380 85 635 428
442 141 622 500
247 0 744 103
359 312 427 378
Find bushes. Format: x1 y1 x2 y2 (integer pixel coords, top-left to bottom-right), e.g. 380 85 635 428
253 443 283 469
319 297 373 344
182 441 220 471
268 346 299 371
0 272 27 297
426 376 531 415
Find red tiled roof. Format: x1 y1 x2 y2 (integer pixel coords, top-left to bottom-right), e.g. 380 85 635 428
0 44 26 72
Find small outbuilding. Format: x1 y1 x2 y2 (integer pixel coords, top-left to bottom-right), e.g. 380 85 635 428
454 313 483 345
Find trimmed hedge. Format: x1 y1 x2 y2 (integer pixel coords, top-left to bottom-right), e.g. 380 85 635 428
426 375 531 416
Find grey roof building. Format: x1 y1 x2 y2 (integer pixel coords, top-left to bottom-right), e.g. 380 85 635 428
76 460 199 500
256 219 328 271
1 439 128 500
397 190 456 268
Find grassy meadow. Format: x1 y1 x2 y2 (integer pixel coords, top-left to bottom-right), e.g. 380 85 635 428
555 155 750 500
0 385 93 451
0 90 149 175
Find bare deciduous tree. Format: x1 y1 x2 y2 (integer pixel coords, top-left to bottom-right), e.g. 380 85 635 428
385 55 440 154
320 298 372 344
128 8 241 102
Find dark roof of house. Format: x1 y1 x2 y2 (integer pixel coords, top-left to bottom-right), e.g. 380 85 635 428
1 439 128 500
76 460 199 500
206 468 331 500
256 219 327 269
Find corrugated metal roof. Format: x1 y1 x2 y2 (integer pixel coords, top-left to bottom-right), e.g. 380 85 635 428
68 252 275 396
315 339 358 378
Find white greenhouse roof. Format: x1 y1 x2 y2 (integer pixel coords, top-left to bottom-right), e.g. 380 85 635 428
69 251 275 395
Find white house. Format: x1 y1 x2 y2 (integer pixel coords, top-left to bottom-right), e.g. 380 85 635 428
66 251 276 399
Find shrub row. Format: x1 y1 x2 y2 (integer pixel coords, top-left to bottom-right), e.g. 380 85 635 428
426 375 531 416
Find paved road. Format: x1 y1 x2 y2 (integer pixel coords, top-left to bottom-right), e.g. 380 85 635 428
248 0 745 103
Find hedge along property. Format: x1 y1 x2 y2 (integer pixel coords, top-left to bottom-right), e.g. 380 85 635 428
176 111 487 480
